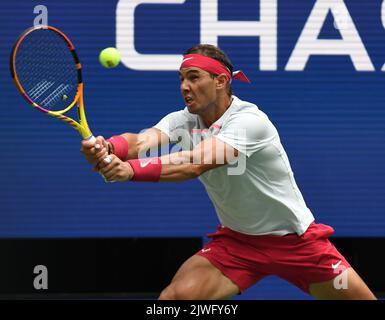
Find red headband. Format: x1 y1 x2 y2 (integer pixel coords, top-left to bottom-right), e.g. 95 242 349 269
180 54 251 83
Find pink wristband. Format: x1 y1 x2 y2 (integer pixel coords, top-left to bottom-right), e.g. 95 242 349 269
127 157 162 182
107 135 128 161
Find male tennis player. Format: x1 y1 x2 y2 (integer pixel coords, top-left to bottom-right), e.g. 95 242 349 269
81 44 375 300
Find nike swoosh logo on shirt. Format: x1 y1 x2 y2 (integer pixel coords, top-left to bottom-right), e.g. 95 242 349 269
332 260 342 269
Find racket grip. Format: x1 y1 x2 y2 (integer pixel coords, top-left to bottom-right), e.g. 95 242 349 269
84 135 112 183
87 135 96 143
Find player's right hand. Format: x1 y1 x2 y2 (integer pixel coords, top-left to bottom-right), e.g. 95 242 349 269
80 136 109 167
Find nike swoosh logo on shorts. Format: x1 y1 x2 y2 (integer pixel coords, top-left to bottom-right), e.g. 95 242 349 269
332 260 342 269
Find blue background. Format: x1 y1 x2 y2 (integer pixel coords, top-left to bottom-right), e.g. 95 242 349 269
1 0 384 299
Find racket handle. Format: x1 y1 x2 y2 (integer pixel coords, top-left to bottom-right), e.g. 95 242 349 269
87 135 96 143
84 135 115 183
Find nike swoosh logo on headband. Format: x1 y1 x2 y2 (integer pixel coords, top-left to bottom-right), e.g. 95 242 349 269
182 57 194 63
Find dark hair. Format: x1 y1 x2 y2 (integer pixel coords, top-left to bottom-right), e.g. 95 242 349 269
184 44 233 96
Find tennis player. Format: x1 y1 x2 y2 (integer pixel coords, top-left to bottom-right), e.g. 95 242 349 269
81 44 376 300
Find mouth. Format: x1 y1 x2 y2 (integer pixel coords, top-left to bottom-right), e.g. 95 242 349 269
184 96 194 106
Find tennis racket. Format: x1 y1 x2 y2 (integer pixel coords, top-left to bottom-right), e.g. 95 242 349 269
10 25 110 164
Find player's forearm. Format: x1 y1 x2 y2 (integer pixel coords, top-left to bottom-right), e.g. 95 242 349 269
119 133 140 160
158 151 201 182
157 143 228 182
109 129 164 161
101 149 222 183
118 138 232 183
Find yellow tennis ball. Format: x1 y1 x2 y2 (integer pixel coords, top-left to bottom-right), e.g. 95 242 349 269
99 47 121 68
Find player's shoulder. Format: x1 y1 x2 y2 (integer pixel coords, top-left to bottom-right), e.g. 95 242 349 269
229 96 271 124
223 96 277 140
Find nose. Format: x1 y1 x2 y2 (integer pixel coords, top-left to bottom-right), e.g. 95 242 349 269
180 79 190 94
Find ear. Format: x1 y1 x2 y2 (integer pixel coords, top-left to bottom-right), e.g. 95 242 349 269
215 73 229 90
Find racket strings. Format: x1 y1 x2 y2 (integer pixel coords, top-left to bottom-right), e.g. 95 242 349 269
15 29 79 111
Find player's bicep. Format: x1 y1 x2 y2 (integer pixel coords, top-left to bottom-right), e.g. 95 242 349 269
192 137 239 174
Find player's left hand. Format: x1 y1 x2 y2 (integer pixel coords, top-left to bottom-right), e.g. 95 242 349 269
98 154 134 182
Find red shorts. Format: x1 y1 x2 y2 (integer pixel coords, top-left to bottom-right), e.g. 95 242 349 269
196 223 350 293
